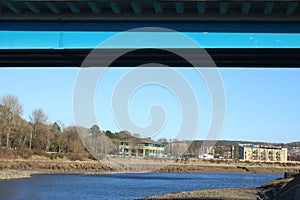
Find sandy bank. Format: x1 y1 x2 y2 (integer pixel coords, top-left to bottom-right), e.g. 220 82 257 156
145 187 261 200
0 170 33 180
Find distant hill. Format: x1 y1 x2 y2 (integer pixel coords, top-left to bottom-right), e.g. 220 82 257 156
117 130 300 148
285 142 300 148
183 140 286 147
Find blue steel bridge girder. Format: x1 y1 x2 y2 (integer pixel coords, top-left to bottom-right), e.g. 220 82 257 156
0 1 299 68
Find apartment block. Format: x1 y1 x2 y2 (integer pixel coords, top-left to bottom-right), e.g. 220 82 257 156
238 144 287 162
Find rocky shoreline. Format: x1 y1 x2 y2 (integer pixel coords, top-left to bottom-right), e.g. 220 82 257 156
145 173 300 200
145 177 297 200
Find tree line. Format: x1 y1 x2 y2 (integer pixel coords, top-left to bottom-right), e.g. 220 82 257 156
0 94 86 157
2 95 237 160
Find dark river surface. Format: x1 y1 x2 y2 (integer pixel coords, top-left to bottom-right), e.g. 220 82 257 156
0 173 281 200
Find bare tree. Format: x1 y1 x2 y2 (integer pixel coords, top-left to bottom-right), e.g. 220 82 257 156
0 105 8 146
0 95 23 147
30 108 48 125
29 108 48 150
10 116 31 150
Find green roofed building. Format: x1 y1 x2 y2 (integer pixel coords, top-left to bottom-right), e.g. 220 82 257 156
119 138 164 157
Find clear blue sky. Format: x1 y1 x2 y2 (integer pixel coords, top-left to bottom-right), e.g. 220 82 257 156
1 30 300 143
0 67 300 143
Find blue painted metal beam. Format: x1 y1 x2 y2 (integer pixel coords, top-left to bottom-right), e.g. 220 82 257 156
45 2 60 14
1 31 300 50
87 2 100 14
153 2 162 14
131 2 142 14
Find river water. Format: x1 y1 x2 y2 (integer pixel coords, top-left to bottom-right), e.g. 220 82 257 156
0 173 281 200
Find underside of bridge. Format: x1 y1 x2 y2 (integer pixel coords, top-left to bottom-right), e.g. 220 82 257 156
1 0 300 21
1 0 300 67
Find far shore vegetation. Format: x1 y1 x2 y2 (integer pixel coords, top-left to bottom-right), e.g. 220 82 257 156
0 94 124 161
1 94 300 169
